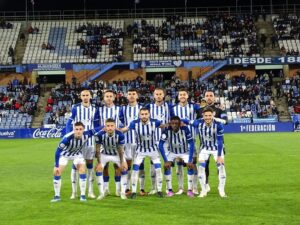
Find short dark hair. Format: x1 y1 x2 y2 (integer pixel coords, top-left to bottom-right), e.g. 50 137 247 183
105 118 115 123
202 106 214 114
127 88 139 94
204 89 215 96
178 88 189 94
170 116 181 122
154 87 165 93
74 121 85 127
104 90 115 95
140 107 149 113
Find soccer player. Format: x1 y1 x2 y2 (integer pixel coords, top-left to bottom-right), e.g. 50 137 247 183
51 122 96 202
120 108 167 199
192 107 227 198
158 116 195 197
171 88 200 195
146 87 172 195
197 90 228 193
94 118 128 200
99 90 122 196
66 89 100 199
119 88 143 195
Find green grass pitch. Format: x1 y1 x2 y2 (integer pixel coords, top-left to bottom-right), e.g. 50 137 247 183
1 133 300 225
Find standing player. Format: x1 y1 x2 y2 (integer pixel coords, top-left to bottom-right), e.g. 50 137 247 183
66 89 100 199
197 90 227 193
119 88 143 195
51 122 96 202
99 90 122 196
94 118 128 200
171 88 200 195
158 116 195 197
192 107 227 198
146 87 172 195
120 108 166 198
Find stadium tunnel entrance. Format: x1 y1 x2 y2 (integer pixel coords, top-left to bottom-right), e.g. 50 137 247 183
37 71 66 84
146 67 176 81
255 65 284 78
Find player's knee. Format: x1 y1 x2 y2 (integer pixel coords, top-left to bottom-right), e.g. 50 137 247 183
78 166 86 174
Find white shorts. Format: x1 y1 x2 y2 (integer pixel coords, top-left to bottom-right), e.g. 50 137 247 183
198 149 224 162
59 155 85 166
82 146 95 160
124 143 137 160
101 154 124 167
133 151 161 166
166 152 190 164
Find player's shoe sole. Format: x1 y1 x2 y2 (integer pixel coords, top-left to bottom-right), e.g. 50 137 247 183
50 196 61 202
198 191 207 198
97 194 105 200
175 189 184 195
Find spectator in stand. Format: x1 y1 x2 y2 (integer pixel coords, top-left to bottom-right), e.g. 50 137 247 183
47 96 54 105
45 104 53 113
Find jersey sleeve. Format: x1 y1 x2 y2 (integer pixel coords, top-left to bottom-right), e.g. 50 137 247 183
119 107 125 124
66 107 77 133
217 122 224 156
155 119 162 128
183 126 192 141
93 108 100 130
54 137 69 167
128 120 136 130
118 132 125 145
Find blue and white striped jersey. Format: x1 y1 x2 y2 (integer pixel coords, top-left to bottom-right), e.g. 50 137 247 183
55 130 95 166
98 105 121 127
128 119 161 153
120 104 142 144
66 103 100 146
95 130 125 156
160 126 193 154
192 119 224 151
146 102 172 142
171 103 200 138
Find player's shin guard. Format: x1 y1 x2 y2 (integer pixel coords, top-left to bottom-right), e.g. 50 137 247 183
187 169 194 191
217 163 226 191
71 164 78 195
96 172 104 195
150 163 156 191
121 171 128 195
192 164 198 192
79 174 87 197
164 169 172 191
115 176 121 195
198 163 207 192
139 162 145 191
126 165 131 190
53 176 61 197
131 165 139 193
86 163 94 195
176 161 184 190
154 164 163 192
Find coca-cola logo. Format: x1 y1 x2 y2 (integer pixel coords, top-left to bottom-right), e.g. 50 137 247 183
33 128 63 139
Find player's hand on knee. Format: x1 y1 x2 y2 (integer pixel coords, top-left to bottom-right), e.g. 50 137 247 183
164 161 172 169
187 162 194 170
95 163 103 172
217 157 224 164
53 167 60 176
121 161 128 171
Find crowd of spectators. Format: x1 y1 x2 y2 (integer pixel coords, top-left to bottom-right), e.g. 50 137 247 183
131 14 260 58
281 72 300 114
0 77 40 116
75 22 124 60
0 18 13 29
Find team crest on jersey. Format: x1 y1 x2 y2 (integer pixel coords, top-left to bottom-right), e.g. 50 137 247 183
142 134 152 141
161 133 167 140
59 143 65 148
156 113 165 120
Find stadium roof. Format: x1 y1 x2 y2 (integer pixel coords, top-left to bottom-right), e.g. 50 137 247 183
1 0 298 11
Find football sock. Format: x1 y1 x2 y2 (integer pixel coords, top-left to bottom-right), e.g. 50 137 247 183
53 175 61 197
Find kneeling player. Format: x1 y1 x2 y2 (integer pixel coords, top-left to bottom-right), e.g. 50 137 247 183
159 116 195 197
51 122 96 202
191 107 227 198
94 118 128 200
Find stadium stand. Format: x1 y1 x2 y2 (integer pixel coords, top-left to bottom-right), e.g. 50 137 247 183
132 15 261 61
0 21 21 65
23 20 124 64
0 81 40 128
273 14 300 56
